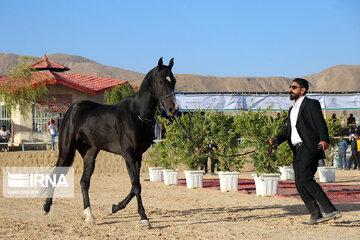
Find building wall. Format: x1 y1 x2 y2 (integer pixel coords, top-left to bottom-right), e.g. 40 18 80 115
11 84 106 145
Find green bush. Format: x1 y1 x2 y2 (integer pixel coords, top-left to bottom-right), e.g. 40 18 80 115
147 141 179 169
206 112 244 171
104 82 137 104
155 111 244 171
275 143 293 167
325 115 345 166
234 108 287 174
159 110 209 170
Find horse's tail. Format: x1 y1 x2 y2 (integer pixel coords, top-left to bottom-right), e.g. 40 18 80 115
41 105 77 199
55 104 78 168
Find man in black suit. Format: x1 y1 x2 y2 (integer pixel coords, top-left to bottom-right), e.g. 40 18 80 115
269 78 341 225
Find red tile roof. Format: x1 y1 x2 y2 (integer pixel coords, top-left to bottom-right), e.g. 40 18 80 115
1 54 131 95
31 54 70 71
0 71 129 95
51 72 128 95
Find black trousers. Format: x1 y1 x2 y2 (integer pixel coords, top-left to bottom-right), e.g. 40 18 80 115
203 157 219 173
348 152 359 169
293 144 337 217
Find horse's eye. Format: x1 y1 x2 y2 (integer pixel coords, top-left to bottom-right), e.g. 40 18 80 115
165 76 171 83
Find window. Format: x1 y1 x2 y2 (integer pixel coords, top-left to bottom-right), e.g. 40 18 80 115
32 105 65 133
0 105 11 132
32 94 72 133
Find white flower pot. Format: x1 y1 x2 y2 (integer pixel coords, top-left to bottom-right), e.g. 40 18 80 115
148 167 163 182
162 169 178 185
317 166 336 182
183 170 203 189
218 171 240 191
253 174 280 196
279 166 295 181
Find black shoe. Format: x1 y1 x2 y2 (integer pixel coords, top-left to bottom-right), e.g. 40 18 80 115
317 211 342 223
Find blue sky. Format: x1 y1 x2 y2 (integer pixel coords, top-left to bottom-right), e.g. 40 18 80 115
1 0 359 77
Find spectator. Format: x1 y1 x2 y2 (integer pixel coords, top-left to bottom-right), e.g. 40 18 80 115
347 114 356 134
48 119 58 150
202 144 219 175
347 113 356 125
337 136 348 169
332 113 337 121
347 134 359 170
357 134 360 169
0 125 10 152
208 144 219 175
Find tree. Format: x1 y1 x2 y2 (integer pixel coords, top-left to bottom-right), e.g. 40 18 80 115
104 83 138 104
0 56 50 118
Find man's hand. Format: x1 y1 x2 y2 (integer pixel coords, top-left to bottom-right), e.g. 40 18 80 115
269 138 278 146
318 141 329 151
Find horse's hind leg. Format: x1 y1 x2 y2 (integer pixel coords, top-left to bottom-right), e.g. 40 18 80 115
43 140 76 214
78 145 99 224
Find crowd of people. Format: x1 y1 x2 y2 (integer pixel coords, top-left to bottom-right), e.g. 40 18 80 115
337 133 360 170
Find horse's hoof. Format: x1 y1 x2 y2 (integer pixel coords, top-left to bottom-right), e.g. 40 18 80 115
43 209 49 216
84 207 95 225
43 205 50 215
139 219 151 227
85 217 96 225
107 206 114 215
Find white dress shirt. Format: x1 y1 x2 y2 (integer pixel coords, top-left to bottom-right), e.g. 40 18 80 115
290 96 305 146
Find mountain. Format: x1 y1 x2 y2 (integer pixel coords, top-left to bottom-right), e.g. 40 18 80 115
305 65 360 92
1 53 359 92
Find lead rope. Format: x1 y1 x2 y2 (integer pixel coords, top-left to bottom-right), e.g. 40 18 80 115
173 117 256 158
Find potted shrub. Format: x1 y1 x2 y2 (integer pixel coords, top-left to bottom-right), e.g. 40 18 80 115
317 116 343 182
276 143 295 180
146 143 163 182
207 112 244 191
157 141 180 185
234 108 285 196
159 110 208 188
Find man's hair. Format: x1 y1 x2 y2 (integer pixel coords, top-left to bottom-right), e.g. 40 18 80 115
1 125 5 128
293 78 309 94
51 119 55 124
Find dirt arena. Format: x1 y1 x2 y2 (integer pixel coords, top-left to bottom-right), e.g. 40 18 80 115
1 170 359 240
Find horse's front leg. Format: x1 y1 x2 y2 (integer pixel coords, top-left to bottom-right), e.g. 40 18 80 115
109 154 149 227
133 158 149 226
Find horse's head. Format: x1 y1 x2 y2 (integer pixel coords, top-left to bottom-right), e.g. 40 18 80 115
154 57 179 117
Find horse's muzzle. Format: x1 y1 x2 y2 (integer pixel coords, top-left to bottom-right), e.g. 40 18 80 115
167 102 179 117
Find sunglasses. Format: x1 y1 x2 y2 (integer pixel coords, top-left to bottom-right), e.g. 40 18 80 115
289 85 303 90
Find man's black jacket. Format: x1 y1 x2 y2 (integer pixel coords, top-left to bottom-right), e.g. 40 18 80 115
276 97 329 158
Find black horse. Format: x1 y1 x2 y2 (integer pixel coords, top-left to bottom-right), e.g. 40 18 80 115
43 58 178 226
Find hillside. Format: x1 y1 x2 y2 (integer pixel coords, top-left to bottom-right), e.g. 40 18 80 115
1 53 359 92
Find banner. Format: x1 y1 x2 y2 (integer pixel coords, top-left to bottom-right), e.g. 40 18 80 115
175 93 360 111
176 94 244 111
324 95 360 110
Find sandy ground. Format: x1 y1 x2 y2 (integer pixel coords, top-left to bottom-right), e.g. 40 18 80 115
0 170 359 240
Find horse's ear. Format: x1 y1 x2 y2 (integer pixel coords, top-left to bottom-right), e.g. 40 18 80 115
157 57 163 69
169 58 174 70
